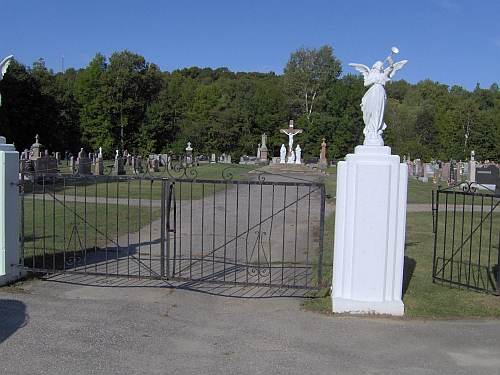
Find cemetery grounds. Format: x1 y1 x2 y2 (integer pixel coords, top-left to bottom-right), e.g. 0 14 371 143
15 163 500 318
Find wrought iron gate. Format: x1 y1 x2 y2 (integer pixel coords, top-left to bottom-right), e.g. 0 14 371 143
166 176 326 289
19 165 327 289
432 183 500 295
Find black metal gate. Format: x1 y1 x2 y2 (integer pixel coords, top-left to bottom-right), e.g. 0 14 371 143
432 183 500 295
19 164 327 289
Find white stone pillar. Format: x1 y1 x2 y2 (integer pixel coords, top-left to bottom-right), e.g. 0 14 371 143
0 136 23 285
469 161 476 185
332 146 407 315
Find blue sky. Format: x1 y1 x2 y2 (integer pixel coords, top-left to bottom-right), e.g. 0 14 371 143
2 0 499 91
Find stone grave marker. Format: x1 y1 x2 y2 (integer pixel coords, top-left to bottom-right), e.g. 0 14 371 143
476 164 498 190
78 156 92 175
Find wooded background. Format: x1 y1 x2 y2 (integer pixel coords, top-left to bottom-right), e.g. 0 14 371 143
1 45 499 162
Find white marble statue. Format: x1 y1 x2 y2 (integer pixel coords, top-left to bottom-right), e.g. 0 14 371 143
0 55 13 105
280 144 286 163
295 144 301 164
288 150 295 164
349 47 407 146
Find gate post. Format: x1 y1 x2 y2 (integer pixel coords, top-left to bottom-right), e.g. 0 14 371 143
332 146 407 315
0 136 24 285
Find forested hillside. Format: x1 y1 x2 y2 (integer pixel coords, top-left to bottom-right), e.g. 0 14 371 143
1 46 499 162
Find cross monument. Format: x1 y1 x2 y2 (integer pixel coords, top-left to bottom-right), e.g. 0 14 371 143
280 120 303 162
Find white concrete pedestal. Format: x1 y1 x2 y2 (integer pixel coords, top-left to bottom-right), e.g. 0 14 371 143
0 137 24 285
332 146 407 315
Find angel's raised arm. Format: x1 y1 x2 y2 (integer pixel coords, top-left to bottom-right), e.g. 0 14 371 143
387 60 407 79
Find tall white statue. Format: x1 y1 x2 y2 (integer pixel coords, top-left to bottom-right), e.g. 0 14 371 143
0 55 13 105
349 47 407 146
295 144 301 164
280 144 286 163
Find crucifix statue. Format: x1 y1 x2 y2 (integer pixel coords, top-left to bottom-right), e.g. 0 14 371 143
280 120 303 162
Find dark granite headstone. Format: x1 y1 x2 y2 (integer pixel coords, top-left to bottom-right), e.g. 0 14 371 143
34 156 58 180
476 165 498 185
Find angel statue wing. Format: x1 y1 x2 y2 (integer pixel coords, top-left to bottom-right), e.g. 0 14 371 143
0 55 13 105
1 55 13 80
386 59 407 79
348 63 370 79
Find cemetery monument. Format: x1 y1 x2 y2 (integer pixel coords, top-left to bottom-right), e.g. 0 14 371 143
258 133 269 165
332 47 408 315
349 47 407 146
280 120 303 164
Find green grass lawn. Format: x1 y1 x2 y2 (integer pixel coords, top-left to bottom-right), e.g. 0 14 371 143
21 197 161 270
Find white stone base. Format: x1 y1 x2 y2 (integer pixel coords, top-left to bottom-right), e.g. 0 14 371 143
332 145 407 316
332 297 405 316
0 136 23 285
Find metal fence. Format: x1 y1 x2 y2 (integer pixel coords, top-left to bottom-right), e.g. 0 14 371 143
19 164 327 289
432 182 500 295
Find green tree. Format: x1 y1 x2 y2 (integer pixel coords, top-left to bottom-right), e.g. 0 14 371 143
325 74 364 158
283 45 342 125
74 51 162 156
74 53 110 154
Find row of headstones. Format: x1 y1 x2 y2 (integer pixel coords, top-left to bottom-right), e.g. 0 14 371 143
407 159 500 189
20 145 183 177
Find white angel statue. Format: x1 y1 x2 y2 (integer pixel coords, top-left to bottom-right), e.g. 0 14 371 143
349 50 407 146
0 55 13 105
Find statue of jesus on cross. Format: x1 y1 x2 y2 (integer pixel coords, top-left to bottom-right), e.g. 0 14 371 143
280 120 303 162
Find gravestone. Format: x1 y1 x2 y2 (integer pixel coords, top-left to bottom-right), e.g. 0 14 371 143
25 136 57 180
149 158 159 172
423 163 437 182
132 156 143 173
306 157 318 165
78 156 92 175
441 163 450 182
259 133 269 165
319 138 328 168
94 157 104 175
114 152 126 175
34 156 58 179
30 135 42 159
476 164 498 191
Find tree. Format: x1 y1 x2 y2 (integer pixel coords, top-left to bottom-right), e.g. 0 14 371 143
283 45 342 125
325 74 364 158
74 53 110 154
74 51 163 156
